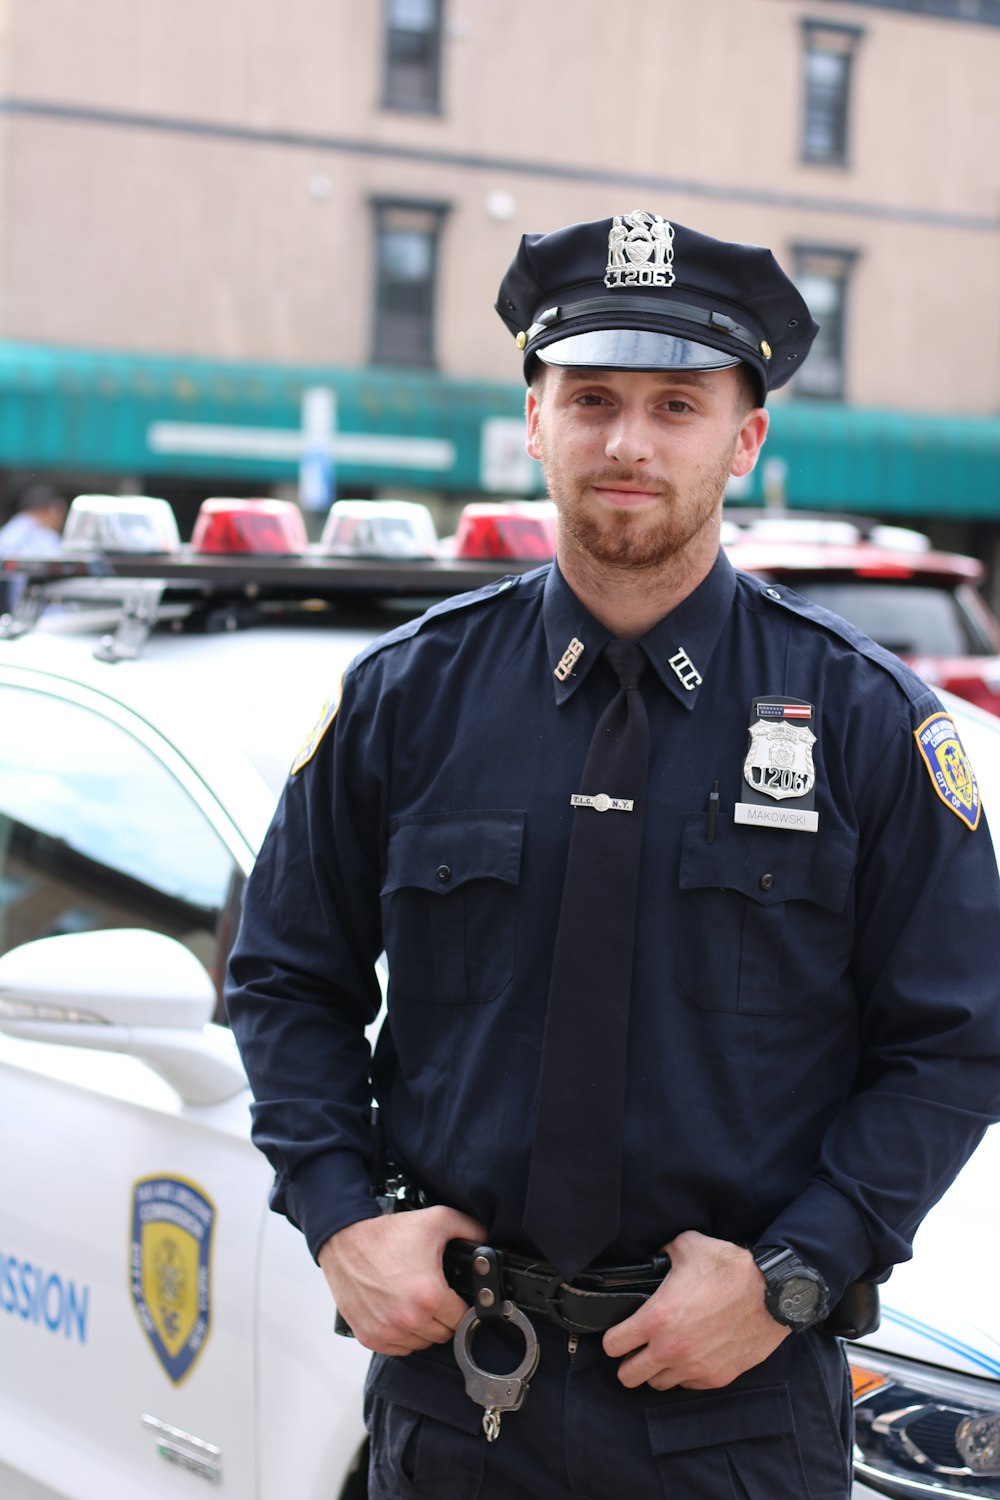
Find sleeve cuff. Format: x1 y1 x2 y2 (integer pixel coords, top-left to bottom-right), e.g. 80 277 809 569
281 1150 384 1261
755 1179 881 1304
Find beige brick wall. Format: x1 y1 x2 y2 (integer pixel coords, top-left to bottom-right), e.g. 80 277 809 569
0 0 996 412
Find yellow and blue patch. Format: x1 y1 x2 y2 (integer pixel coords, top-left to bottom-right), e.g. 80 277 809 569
130 1175 214 1385
291 687 340 775
914 712 981 831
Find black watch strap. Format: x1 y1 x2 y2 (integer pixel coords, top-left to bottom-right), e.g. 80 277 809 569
753 1246 830 1331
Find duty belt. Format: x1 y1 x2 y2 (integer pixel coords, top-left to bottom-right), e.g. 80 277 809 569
440 1240 881 1444
442 1240 670 1334
443 1241 670 1443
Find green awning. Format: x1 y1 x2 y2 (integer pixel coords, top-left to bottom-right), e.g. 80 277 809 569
0 342 528 495
762 402 1000 517
0 341 997 517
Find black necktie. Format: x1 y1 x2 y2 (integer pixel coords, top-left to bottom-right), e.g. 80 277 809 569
523 639 650 1279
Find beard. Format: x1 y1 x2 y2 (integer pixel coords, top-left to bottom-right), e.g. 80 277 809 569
538 440 737 573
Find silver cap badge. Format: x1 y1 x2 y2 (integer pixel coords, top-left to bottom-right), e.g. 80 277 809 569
605 211 676 290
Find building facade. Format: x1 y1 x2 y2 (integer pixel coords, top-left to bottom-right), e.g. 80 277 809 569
0 0 997 540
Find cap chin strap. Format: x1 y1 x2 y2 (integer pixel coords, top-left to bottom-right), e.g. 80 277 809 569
527 295 763 356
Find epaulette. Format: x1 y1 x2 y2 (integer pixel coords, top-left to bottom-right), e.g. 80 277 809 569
349 565 549 673
740 572 936 709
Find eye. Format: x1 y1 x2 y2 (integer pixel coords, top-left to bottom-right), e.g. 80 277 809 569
661 398 694 414
574 392 610 407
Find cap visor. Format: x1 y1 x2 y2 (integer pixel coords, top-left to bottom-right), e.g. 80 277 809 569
535 329 742 373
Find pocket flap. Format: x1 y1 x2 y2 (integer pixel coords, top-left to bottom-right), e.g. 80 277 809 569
646 1384 794 1455
679 814 856 913
383 810 525 897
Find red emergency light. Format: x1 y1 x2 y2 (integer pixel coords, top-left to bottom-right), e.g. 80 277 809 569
454 503 557 561
191 498 308 556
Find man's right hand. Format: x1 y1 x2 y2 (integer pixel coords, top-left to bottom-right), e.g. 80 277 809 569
318 1206 487 1356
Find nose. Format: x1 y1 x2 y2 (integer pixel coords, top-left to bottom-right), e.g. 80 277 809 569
604 407 654 466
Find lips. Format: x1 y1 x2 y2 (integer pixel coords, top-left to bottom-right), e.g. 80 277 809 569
590 484 662 509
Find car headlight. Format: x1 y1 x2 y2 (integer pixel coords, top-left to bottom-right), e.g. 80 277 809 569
851 1349 1000 1496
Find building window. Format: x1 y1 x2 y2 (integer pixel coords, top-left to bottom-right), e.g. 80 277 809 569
801 22 863 166
371 201 449 368
383 0 444 113
792 247 858 401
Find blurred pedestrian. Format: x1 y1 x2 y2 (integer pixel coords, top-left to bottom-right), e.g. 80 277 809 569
0 485 67 612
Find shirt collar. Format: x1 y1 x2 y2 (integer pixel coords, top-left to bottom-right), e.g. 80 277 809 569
542 550 737 710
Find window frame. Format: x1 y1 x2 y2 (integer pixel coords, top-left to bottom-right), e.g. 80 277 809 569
381 0 446 115
800 20 865 168
370 197 451 369
791 244 859 402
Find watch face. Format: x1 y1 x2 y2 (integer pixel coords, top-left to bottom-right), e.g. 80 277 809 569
777 1275 822 1323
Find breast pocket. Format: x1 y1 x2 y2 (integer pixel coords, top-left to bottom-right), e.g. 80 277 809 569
381 810 524 1005
676 814 857 1015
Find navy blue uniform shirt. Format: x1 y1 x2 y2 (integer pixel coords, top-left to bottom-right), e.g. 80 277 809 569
226 553 1000 1303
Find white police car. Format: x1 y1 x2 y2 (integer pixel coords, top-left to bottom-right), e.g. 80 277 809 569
1 497 999 1499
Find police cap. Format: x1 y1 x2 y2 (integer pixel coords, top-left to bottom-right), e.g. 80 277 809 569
495 211 818 403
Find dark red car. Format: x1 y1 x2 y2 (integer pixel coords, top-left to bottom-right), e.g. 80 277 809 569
724 512 1000 717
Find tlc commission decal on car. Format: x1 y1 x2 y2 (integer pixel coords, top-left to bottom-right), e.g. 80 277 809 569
0 1249 90 1343
130 1175 215 1385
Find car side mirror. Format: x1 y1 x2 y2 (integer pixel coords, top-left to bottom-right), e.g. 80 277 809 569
0 929 246 1105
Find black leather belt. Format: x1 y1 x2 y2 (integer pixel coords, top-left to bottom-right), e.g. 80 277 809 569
442 1240 671 1335
442 1240 881 1341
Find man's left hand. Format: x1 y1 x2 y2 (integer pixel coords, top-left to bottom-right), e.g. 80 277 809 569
602 1229 789 1390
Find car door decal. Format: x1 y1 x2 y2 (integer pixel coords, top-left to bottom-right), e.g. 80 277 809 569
130 1175 215 1384
0 1247 89 1343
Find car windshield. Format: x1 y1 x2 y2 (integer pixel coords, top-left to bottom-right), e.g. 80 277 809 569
781 579 985 657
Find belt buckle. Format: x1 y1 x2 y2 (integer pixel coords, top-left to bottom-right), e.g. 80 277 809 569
453 1301 540 1443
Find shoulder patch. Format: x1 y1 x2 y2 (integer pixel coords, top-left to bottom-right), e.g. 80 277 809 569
291 688 340 774
914 711 981 830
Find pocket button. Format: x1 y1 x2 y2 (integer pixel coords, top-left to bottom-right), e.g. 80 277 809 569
435 864 453 884
759 872 775 891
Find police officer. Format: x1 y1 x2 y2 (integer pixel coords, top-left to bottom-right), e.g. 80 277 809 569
226 212 1000 1499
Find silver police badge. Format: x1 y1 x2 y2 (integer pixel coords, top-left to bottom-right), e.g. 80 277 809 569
605 211 676 289
735 698 819 832
744 718 816 802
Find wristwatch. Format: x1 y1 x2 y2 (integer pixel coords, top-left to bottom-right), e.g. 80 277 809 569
753 1246 830 1332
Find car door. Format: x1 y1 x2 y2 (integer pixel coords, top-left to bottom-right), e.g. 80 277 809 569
0 670 271 1498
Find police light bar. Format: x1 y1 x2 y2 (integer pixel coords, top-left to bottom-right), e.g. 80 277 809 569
318 499 438 560
454 502 557 561
62 494 181 554
191 497 308 555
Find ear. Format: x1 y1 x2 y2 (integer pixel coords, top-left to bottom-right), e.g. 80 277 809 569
729 407 770 478
525 387 543 462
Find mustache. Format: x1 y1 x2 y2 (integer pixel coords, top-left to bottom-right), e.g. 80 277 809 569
586 470 675 494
